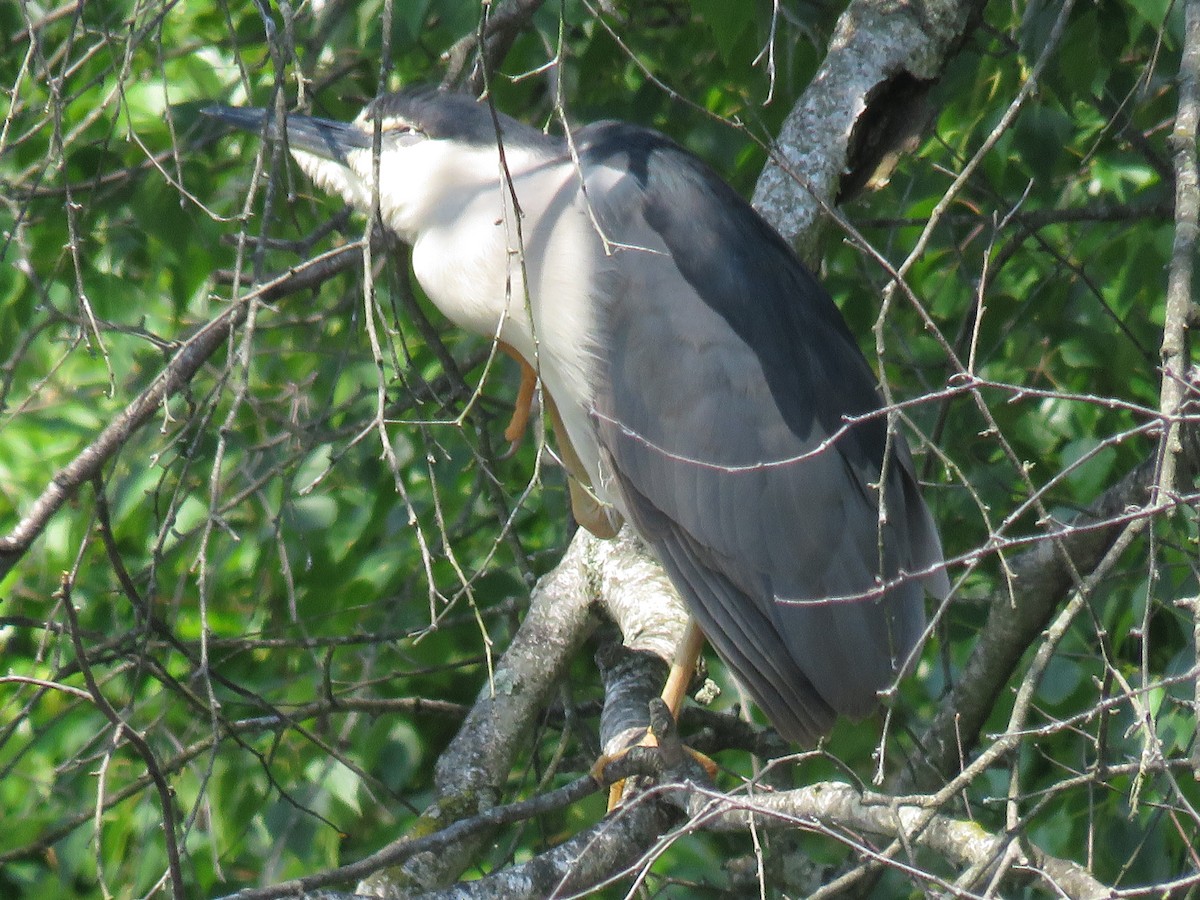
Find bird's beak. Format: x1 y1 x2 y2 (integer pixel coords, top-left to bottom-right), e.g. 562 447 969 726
203 105 370 165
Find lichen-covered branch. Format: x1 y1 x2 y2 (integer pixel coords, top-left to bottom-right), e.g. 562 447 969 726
1163 0 1200 760
752 0 986 261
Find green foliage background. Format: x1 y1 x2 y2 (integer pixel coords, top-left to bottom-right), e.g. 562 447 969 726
1 0 1196 896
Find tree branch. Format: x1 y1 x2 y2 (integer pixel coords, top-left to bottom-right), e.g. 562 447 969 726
415 795 678 900
356 529 599 894
1162 0 1200 767
355 527 695 895
441 0 549 95
752 0 986 261
672 780 1112 899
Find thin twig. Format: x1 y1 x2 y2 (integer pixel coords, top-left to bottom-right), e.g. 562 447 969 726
59 573 187 899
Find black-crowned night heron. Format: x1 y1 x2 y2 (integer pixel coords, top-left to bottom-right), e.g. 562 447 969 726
206 87 949 745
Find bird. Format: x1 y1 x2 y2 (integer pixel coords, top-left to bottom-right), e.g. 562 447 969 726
205 87 949 745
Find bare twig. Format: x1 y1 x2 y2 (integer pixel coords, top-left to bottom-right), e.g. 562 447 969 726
59 574 187 899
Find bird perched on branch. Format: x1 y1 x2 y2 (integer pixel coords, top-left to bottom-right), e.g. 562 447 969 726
207 87 948 744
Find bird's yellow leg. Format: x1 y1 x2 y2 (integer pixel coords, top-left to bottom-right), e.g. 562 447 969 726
499 343 539 445
492 350 624 539
661 619 706 719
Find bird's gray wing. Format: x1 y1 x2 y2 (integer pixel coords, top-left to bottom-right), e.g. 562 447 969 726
578 123 948 743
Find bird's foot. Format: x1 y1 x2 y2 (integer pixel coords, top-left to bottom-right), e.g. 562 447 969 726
592 698 717 812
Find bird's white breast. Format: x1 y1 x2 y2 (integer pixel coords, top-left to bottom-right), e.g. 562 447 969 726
402 144 612 501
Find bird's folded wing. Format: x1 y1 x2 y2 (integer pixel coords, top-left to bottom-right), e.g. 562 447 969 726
578 123 947 740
